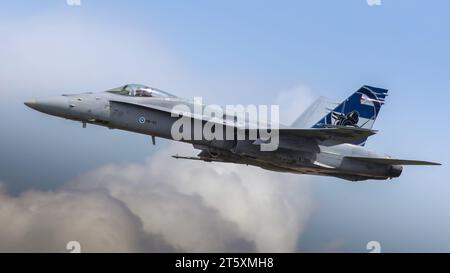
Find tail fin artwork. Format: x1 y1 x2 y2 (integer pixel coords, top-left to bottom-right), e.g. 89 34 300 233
312 85 388 146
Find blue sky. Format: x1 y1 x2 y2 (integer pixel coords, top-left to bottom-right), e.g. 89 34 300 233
0 0 449 252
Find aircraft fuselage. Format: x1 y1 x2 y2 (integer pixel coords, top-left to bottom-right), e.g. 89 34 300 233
25 90 404 181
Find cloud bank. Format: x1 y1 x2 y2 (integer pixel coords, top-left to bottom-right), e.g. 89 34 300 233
0 143 312 252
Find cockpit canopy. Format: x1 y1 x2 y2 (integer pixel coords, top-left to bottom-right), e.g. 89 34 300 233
106 84 176 98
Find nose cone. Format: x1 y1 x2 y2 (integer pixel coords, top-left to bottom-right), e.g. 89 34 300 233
24 96 70 118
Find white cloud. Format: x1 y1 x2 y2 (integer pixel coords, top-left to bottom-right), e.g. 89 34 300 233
0 12 184 99
0 184 169 252
0 143 312 252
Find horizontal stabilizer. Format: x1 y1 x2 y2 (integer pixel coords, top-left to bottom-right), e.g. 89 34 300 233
345 156 441 166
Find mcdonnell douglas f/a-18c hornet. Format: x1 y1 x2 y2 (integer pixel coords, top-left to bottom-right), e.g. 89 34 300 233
25 84 440 181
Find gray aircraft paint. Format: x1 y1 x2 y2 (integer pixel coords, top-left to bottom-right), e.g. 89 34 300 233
24 84 440 182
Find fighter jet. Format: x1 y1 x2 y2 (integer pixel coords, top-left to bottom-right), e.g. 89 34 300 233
25 84 440 181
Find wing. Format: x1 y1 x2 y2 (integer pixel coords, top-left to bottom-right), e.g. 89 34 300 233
276 127 377 145
110 99 376 145
345 156 441 166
